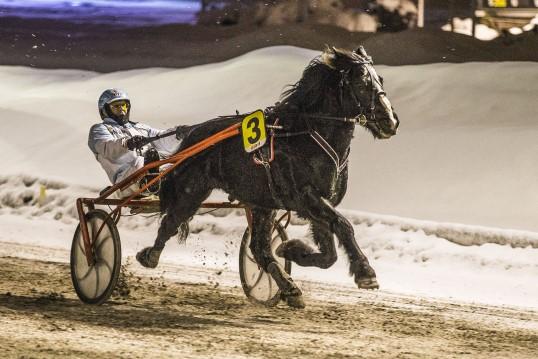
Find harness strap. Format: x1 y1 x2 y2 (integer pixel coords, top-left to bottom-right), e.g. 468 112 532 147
251 118 286 207
261 115 350 175
339 147 350 173
253 150 285 208
273 130 312 138
310 131 338 170
310 131 349 174
253 119 277 165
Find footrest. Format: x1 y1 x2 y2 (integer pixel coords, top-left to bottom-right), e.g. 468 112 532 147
99 186 112 196
129 194 160 214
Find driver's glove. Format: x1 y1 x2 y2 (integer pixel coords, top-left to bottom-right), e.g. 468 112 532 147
126 135 147 151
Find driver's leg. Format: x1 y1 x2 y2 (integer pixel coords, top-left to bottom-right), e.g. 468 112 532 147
142 148 160 193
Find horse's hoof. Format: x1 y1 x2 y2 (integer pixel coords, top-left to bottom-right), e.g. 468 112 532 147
136 247 162 269
275 239 313 259
356 277 379 290
284 294 305 309
280 287 305 308
275 242 286 258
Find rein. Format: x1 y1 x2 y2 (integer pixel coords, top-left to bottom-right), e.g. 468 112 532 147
299 112 370 126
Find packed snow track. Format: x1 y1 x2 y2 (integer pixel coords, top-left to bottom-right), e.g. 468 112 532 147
0 252 537 358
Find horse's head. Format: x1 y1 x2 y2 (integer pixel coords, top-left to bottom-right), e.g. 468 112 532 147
321 46 399 139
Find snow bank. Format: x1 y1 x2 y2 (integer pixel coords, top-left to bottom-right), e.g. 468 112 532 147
344 211 538 249
1 174 537 309
4 174 536 249
0 175 80 222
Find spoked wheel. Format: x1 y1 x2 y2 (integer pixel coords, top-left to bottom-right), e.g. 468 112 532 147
239 223 291 307
70 209 121 305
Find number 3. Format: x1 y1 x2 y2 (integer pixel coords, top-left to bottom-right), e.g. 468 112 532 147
241 110 267 153
247 117 261 145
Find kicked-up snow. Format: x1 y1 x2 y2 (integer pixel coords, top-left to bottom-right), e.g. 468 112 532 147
0 46 537 309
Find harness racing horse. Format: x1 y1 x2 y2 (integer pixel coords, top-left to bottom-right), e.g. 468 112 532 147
137 46 400 308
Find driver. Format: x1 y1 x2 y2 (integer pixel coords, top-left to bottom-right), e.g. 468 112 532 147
88 88 188 196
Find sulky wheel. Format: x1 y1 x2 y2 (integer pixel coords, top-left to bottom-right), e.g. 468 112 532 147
239 223 291 307
70 209 121 305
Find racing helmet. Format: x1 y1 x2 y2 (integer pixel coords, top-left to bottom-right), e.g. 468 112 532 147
98 88 131 124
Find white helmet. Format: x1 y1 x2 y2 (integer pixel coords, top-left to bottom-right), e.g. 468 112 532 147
98 88 131 123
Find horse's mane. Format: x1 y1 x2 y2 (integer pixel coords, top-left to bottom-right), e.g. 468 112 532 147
175 48 365 152
277 47 363 113
278 57 334 112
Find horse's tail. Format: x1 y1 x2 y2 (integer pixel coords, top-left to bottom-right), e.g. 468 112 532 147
159 175 176 215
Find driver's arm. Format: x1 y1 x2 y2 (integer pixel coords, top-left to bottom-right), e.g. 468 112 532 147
138 124 183 157
88 123 131 159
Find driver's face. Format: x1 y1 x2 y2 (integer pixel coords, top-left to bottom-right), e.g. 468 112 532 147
109 100 129 116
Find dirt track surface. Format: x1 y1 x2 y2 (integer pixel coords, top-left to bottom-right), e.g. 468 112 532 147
1 256 537 358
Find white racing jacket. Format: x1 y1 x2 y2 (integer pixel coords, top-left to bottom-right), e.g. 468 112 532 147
88 117 182 185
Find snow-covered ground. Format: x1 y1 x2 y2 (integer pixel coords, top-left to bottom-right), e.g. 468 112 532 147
0 46 537 309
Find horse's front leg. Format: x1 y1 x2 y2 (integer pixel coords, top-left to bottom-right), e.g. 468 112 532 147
276 220 338 269
300 187 378 290
249 207 305 308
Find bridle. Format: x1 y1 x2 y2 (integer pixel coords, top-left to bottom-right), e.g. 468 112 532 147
299 57 383 129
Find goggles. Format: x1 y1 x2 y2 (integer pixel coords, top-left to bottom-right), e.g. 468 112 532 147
108 100 129 116
109 100 129 110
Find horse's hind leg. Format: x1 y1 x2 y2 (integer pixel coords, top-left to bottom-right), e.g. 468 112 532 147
136 213 185 268
249 207 305 308
301 187 378 289
276 220 337 269
136 177 211 269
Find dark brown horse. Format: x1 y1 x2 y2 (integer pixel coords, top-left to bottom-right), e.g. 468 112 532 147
137 46 399 308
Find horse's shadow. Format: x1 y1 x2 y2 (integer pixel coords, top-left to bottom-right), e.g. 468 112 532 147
0 292 249 331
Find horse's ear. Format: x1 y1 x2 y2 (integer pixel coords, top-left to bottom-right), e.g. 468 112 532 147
322 45 348 69
321 46 337 69
332 46 347 59
355 45 368 58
